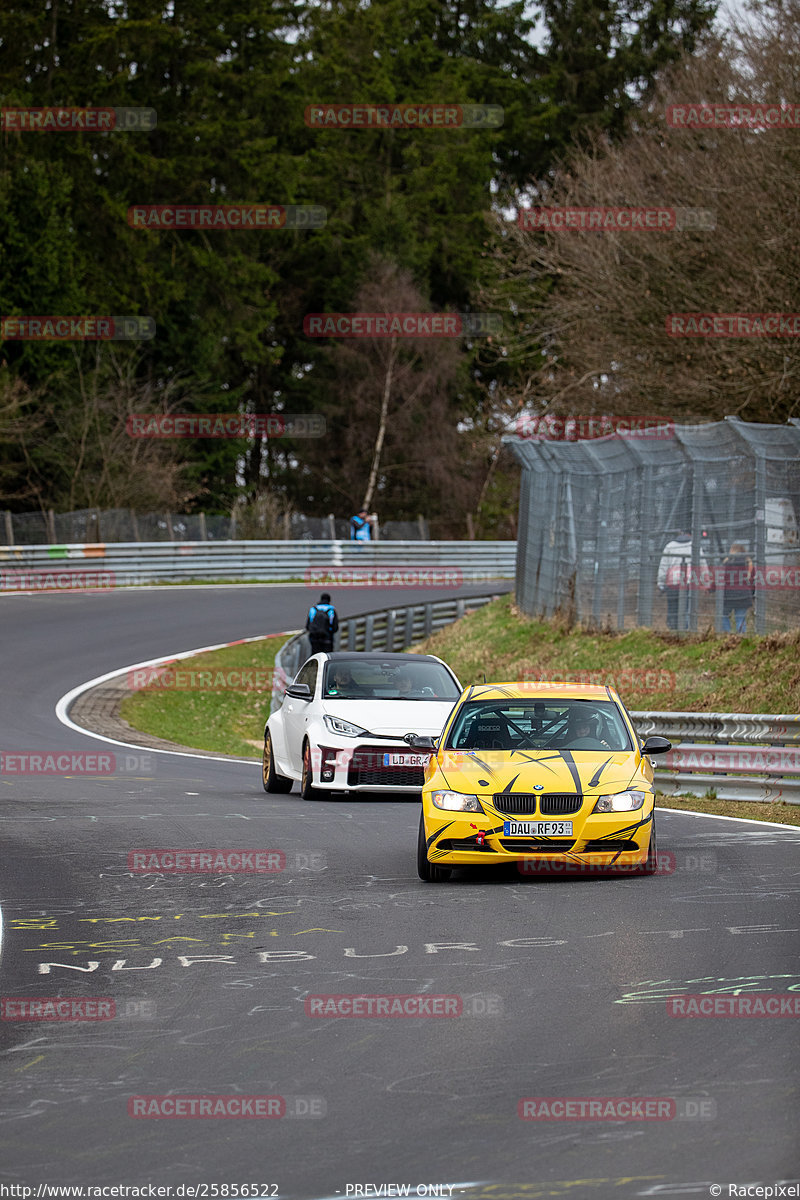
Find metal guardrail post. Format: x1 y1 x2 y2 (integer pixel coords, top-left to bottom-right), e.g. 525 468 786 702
4 511 13 546
364 614 375 651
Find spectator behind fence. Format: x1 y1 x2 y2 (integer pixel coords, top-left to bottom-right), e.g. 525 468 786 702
657 530 711 630
720 543 754 634
350 508 373 541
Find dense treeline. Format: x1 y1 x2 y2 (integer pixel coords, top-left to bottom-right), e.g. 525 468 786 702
0 0 722 535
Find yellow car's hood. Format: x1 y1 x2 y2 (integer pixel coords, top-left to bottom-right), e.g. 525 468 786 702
434 748 640 797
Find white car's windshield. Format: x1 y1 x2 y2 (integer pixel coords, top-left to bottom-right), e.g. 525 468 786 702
446 700 632 752
323 659 459 701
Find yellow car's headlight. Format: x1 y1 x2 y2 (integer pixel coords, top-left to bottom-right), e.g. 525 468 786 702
431 790 481 812
592 790 646 814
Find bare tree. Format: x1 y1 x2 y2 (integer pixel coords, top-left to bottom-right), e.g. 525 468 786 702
488 0 800 425
309 256 470 523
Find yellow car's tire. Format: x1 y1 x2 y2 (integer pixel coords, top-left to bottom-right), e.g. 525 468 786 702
417 813 452 882
262 731 293 794
630 815 658 876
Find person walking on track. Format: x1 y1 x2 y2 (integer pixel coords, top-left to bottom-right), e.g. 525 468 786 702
306 592 339 654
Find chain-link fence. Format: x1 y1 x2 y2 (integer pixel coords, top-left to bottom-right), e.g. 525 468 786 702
1 508 430 545
506 417 800 634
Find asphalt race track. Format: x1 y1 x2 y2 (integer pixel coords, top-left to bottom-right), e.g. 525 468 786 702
1 584 798 1198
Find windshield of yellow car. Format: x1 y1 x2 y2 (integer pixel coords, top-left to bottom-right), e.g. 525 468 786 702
445 699 632 752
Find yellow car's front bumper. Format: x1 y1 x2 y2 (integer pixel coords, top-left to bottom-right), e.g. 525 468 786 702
421 794 655 870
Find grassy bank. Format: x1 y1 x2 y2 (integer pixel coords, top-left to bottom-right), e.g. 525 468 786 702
119 634 291 759
414 595 800 714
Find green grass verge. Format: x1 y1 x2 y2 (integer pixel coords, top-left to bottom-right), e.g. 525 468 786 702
119 635 292 759
654 794 799 825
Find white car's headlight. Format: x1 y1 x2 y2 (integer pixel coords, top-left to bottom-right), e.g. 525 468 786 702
323 715 368 737
431 790 481 812
592 790 646 813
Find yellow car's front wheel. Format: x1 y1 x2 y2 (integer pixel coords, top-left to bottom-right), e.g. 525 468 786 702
417 814 452 882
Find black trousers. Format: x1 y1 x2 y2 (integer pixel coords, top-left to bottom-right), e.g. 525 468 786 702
309 636 333 655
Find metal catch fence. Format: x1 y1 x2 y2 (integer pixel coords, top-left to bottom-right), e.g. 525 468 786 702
505 417 800 634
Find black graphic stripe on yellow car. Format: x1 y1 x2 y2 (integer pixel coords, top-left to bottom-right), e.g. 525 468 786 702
426 821 455 852
588 757 615 788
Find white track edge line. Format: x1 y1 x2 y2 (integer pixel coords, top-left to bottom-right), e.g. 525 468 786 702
54 630 299 764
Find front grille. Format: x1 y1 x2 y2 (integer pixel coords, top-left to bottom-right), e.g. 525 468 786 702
492 792 583 816
493 793 538 815
583 839 639 852
540 793 583 816
499 838 576 853
347 745 425 789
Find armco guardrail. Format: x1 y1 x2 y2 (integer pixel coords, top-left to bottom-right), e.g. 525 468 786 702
634 711 800 803
271 601 799 804
0 540 516 587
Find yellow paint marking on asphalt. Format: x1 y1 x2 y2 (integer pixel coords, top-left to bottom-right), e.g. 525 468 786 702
16 1055 45 1072
292 928 344 935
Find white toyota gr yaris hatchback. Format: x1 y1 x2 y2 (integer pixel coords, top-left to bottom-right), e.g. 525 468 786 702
262 651 461 799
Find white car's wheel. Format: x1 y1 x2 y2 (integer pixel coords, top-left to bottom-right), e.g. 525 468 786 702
262 731 293 794
300 741 321 801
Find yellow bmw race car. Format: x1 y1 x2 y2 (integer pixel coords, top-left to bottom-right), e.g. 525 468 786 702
411 682 671 882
